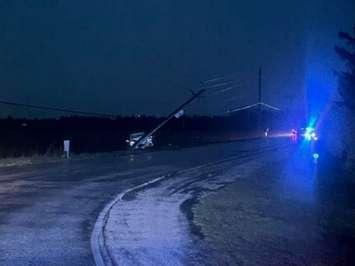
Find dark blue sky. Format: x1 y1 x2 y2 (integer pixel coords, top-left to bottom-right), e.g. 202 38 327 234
0 0 354 117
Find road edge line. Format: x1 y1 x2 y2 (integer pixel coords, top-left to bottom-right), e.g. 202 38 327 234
90 175 167 266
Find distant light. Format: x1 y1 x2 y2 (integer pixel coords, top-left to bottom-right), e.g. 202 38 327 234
303 127 318 141
313 153 319 159
304 132 312 141
264 128 270 137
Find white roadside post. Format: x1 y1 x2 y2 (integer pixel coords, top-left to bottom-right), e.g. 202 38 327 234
63 140 70 159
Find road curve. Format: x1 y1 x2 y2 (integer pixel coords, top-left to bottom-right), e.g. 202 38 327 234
91 144 286 265
0 139 282 265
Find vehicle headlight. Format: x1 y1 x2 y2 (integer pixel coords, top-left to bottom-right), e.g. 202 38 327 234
304 132 312 141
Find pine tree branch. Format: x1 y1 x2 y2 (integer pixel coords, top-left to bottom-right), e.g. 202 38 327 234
339 31 355 46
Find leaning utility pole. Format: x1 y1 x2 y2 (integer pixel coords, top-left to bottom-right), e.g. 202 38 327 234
131 89 206 150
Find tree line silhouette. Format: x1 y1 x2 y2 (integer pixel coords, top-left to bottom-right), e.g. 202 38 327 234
0 109 287 158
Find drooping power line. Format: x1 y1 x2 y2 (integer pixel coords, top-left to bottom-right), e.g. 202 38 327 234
0 74 239 119
0 99 118 118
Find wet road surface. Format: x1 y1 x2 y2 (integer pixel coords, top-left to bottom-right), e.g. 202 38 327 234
97 143 355 266
101 145 284 265
2 139 352 266
0 139 274 265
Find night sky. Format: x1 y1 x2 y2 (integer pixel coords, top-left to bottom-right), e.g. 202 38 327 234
0 1 354 117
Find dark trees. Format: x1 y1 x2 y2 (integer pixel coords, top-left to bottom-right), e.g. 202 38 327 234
335 26 355 111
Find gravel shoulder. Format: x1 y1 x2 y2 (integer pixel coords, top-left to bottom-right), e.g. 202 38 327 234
192 152 355 265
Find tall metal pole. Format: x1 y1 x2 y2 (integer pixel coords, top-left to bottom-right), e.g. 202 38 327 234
258 67 262 132
258 67 262 104
132 89 206 150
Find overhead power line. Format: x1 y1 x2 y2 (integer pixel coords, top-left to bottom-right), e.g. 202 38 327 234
0 74 239 119
0 99 118 118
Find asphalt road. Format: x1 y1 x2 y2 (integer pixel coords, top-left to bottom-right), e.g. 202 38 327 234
99 143 285 265
0 139 277 265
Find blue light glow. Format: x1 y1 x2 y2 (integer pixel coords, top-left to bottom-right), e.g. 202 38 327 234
304 133 312 141
303 127 318 142
306 127 314 133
